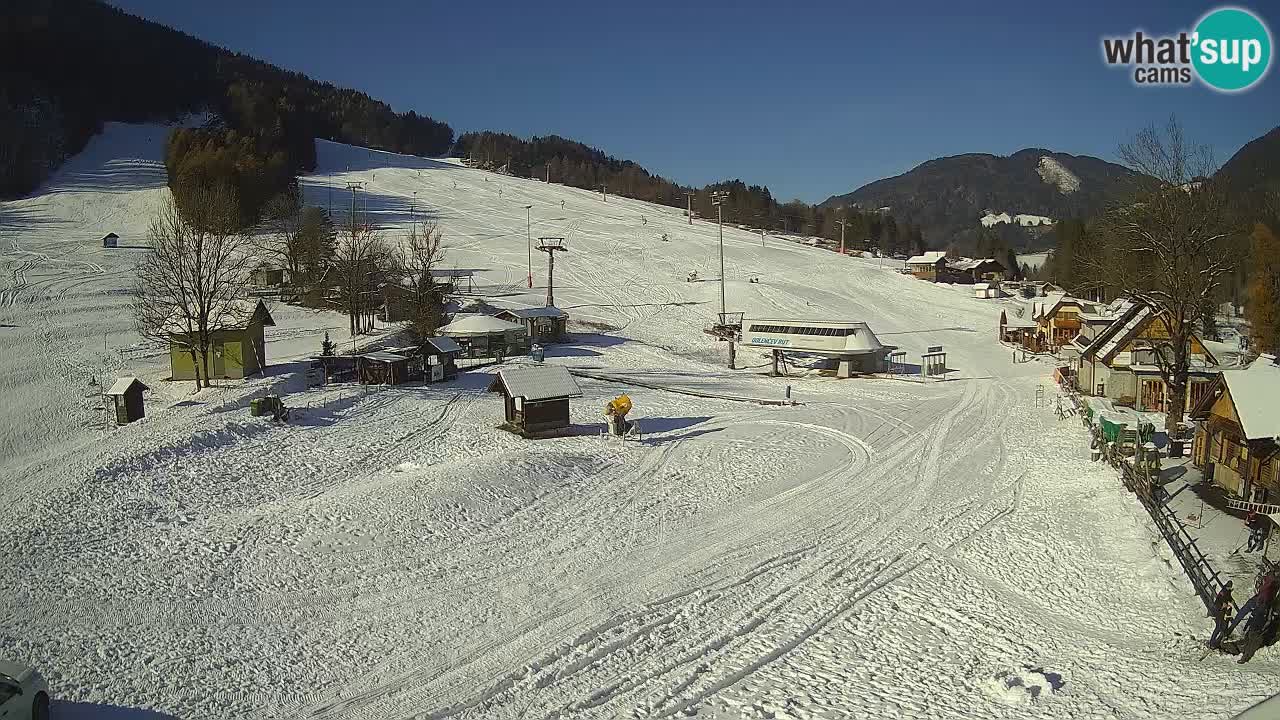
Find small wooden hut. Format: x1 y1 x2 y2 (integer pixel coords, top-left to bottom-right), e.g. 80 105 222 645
422 336 461 382
106 376 148 425
358 350 421 385
488 365 582 436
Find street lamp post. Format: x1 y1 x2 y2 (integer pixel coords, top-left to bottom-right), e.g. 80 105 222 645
711 190 734 369
524 205 533 289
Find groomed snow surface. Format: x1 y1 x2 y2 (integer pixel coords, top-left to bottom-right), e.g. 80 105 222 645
2 124 1278 719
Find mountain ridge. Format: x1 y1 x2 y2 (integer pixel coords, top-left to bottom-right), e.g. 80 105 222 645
819 148 1144 251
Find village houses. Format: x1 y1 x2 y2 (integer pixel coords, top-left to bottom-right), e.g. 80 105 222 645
1070 299 1219 414
1190 355 1280 504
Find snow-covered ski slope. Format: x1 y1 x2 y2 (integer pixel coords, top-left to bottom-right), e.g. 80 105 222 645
1 124 1277 719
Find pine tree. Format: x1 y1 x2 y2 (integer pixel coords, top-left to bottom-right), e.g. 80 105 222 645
321 331 336 356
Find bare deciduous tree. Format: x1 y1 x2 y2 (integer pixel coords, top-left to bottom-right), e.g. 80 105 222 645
1089 117 1238 433
391 221 447 340
134 189 253 390
259 194 335 300
332 218 388 338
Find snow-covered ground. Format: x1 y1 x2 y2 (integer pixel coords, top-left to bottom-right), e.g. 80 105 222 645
2 124 1278 719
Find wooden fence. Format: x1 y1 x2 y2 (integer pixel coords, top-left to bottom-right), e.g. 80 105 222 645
1066 385 1235 614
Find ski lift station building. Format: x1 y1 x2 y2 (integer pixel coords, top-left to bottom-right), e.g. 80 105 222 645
741 319 895 377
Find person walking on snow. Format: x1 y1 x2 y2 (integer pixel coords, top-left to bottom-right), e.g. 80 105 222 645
1250 513 1271 552
1209 580 1234 649
1228 573 1278 644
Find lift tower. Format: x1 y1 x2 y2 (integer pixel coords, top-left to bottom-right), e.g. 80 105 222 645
536 237 568 307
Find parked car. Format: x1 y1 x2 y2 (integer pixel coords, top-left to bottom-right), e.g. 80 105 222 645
0 660 50 720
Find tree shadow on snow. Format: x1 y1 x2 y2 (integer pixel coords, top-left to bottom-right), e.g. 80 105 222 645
54 700 180 719
635 416 713 434
541 344 602 358
562 332 628 349
641 426 723 444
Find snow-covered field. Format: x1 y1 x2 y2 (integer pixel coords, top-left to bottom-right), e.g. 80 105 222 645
2 124 1277 719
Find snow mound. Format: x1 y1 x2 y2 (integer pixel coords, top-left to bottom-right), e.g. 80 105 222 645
1036 156 1081 194
980 666 1066 706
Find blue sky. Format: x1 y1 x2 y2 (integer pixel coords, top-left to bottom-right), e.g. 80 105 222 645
109 0 1279 202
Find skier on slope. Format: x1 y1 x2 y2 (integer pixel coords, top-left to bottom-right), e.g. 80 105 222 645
1209 580 1234 649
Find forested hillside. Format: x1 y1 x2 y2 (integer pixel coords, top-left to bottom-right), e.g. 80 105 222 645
456 131 927 257
0 0 453 200
821 149 1145 253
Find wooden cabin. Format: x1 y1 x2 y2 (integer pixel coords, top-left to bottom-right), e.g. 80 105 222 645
905 251 947 280
946 257 1005 284
999 310 1040 349
105 376 148 425
495 306 569 343
422 336 461 383
1074 299 1218 412
488 365 582 436
358 350 420 385
167 299 275 381
438 314 528 360
1033 294 1100 352
1191 355 1280 502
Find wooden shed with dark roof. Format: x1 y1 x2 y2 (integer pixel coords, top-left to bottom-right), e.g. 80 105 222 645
106 376 148 425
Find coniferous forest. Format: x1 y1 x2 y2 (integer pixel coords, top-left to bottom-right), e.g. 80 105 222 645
1 0 453 207
3 1 923 248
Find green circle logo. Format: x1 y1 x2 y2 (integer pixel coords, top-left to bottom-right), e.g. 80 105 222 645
1192 7 1272 92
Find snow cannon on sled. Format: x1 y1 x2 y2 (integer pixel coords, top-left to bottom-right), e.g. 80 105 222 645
604 394 640 439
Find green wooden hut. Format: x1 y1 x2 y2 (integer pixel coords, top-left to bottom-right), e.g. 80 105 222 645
167 299 276 381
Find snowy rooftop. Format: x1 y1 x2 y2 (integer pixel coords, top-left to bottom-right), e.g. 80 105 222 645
492 365 582 402
905 251 946 265
947 257 1002 272
1222 356 1280 440
423 336 461 354
497 306 568 320
106 377 147 396
1002 315 1038 329
437 314 523 335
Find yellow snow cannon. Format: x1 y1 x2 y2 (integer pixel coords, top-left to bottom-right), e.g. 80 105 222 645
605 394 633 436
605 394 632 419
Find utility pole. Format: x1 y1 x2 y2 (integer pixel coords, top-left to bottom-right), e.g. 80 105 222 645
346 182 364 338
524 205 534 289
346 182 363 232
600 184 607 202
684 191 694 225
536 237 567 307
712 190 734 369
411 191 417 224
836 218 847 255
